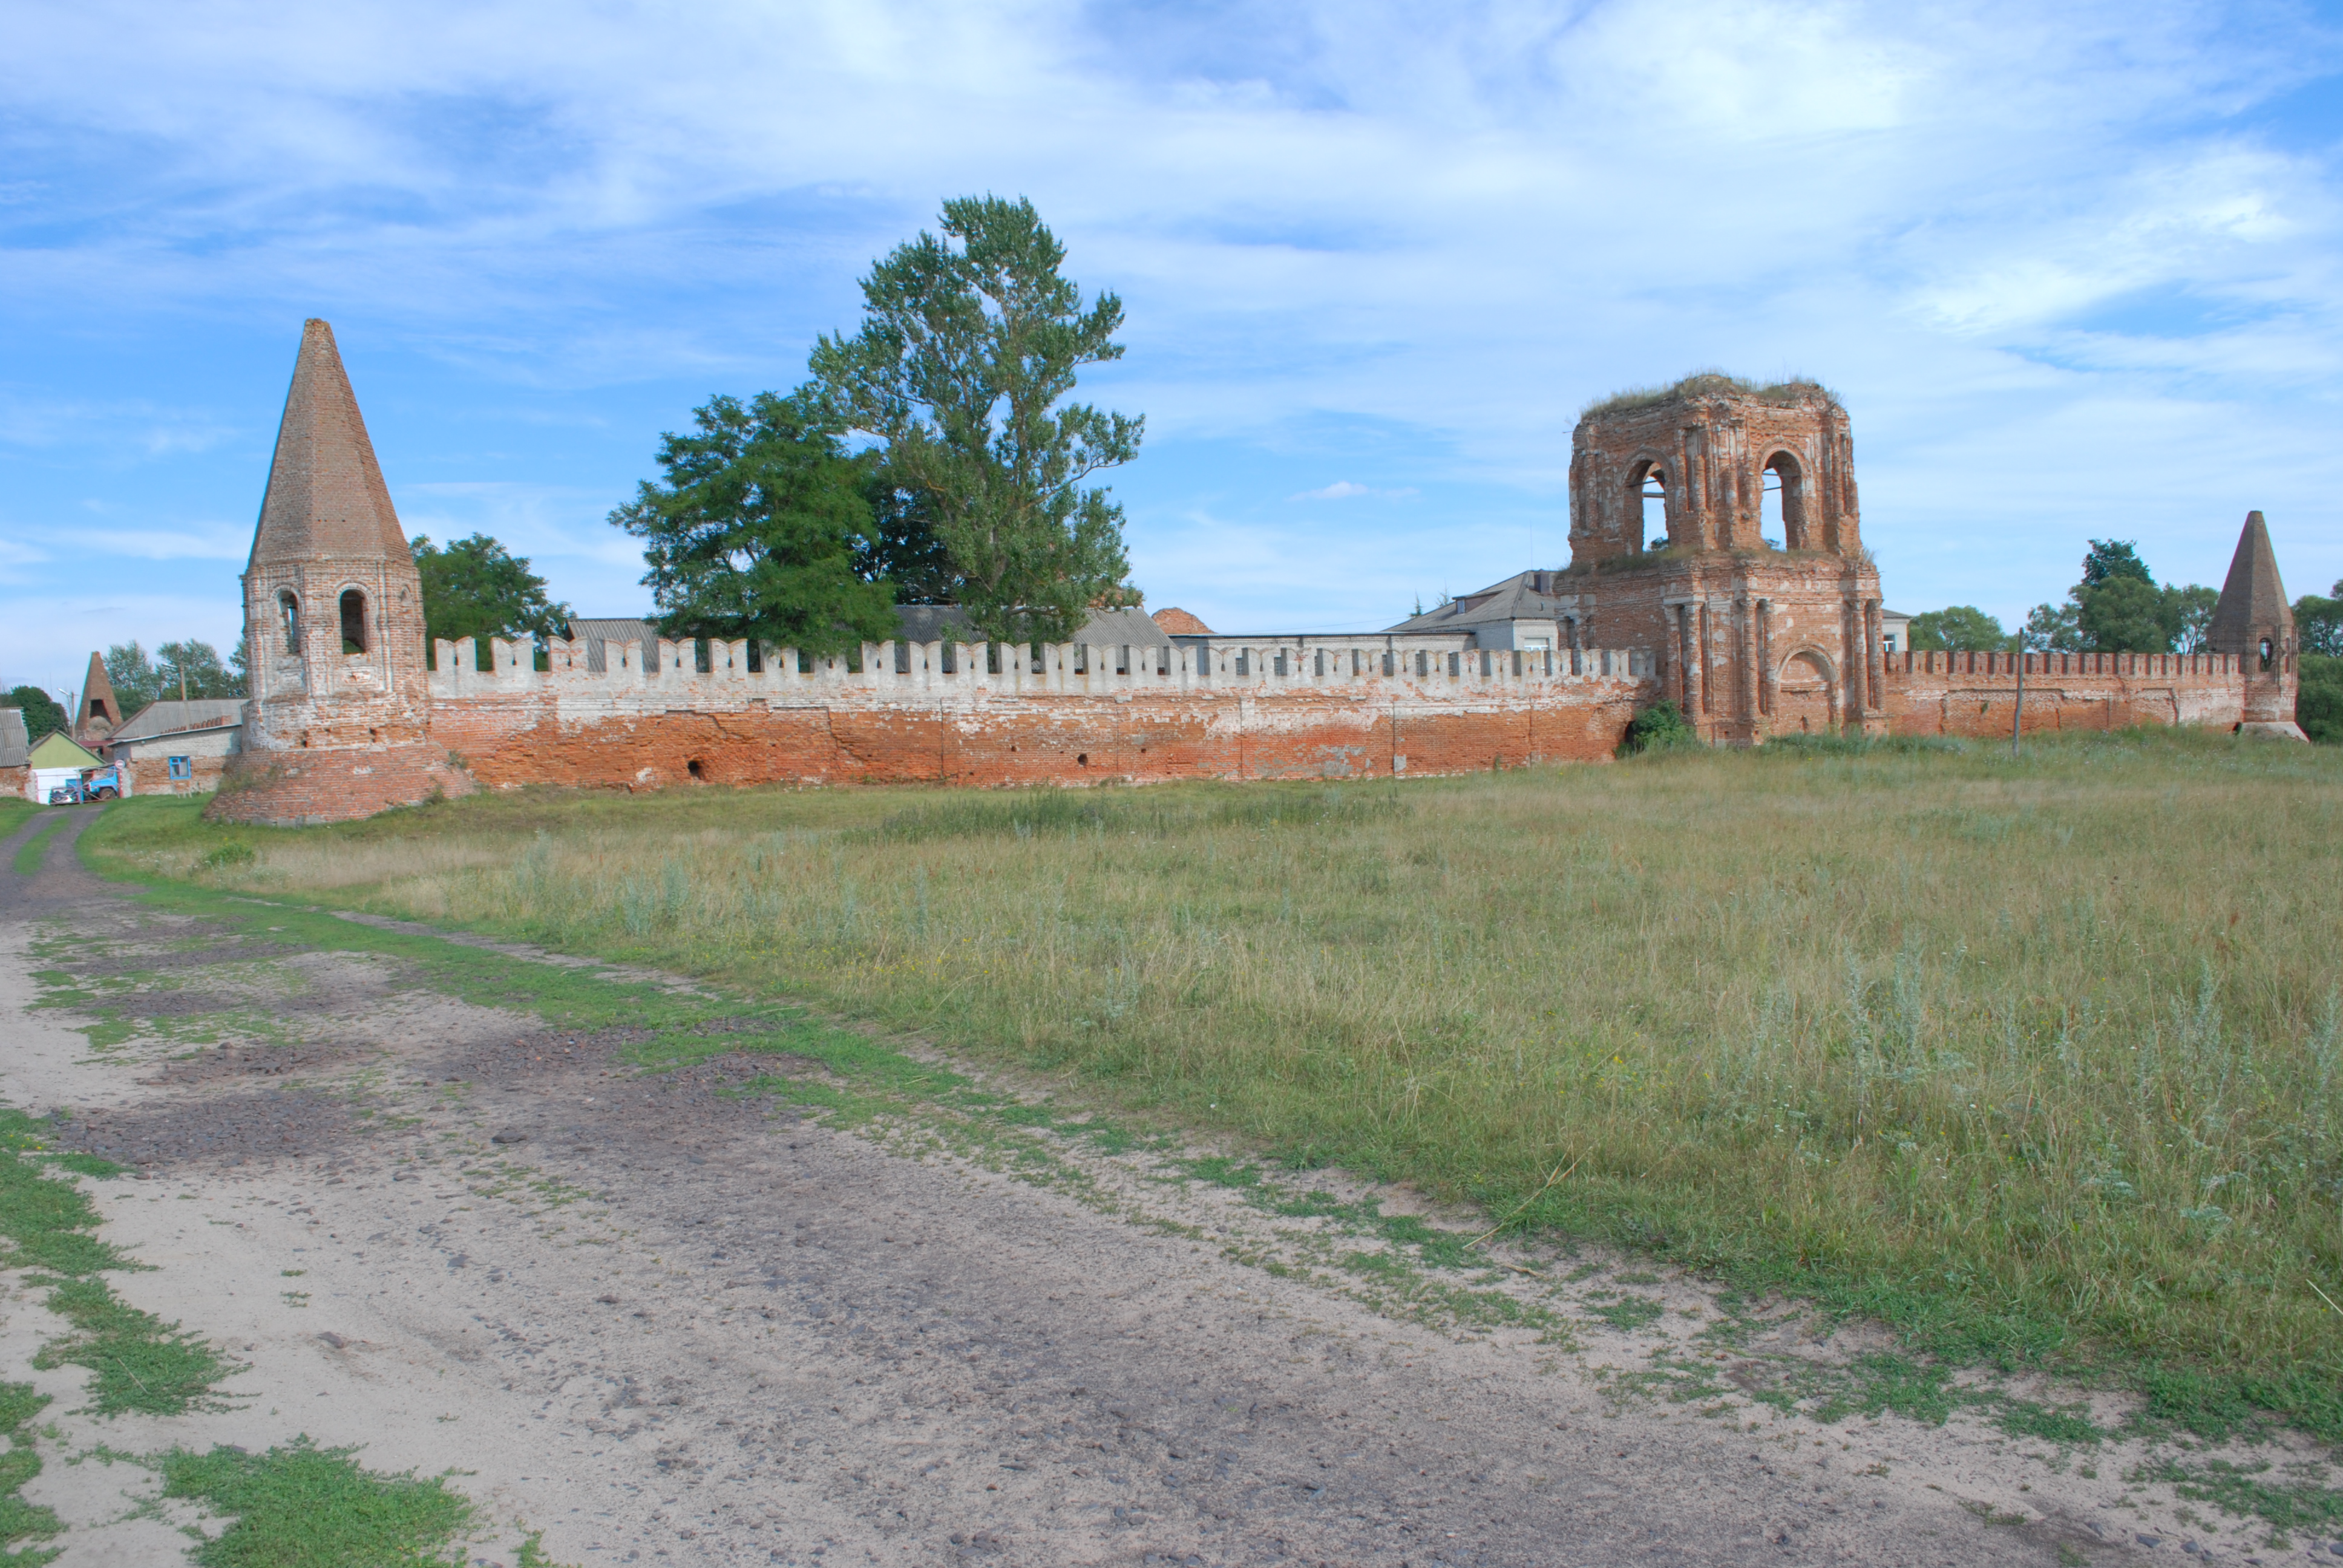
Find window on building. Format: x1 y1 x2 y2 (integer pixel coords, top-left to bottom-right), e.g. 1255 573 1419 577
280 592 301 654
167 755 192 781
1762 452 1806 549
339 589 369 655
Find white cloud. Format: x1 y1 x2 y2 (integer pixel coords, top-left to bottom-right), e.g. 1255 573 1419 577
0 0 2336 633
1289 480 1418 501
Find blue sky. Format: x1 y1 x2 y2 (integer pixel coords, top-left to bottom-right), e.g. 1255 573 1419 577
4 0 2341 699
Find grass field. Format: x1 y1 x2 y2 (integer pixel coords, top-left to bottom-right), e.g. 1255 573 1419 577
88 729 2343 1437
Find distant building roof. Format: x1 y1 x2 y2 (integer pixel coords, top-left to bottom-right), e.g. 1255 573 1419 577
1152 607 1212 635
566 617 658 673
0 709 27 769
891 604 1173 648
108 699 248 744
1383 570 1578 635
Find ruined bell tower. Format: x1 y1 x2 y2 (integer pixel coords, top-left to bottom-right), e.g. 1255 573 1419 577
209 321 472 823
1556 374 1884 743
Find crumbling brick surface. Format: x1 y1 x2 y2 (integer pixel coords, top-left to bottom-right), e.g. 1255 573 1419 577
206 743 474 826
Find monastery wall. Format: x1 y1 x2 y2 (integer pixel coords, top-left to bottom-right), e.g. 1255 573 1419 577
425 635 1659 790
1879 649 2249 737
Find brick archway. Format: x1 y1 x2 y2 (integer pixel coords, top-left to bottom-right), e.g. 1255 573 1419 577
1774 647 1837 734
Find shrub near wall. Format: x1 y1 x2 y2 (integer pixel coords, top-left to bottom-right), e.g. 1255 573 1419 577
2298 655 2343 744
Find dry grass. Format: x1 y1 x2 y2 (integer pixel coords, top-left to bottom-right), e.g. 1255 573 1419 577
97 728 2343 1430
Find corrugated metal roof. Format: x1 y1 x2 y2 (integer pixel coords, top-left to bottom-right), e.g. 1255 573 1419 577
108 699 248 743
1383 570 1576 635
889 605 1172 647
0 708 27 769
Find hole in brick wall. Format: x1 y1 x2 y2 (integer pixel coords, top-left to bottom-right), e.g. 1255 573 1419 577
339 589 369 655
1076 753 1089 766
1635 462 1669 547
746 641 763 673
1763 451 1805 548
687 759 707 780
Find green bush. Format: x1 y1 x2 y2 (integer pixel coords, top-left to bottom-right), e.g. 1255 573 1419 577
2298 655 2343 745
1617 701 1700 756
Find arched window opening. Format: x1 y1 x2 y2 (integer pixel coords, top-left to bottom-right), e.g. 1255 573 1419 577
1763 452 1807 549
2259 636 2273 671
339 590 369 655
88 697 110 721
1632 462 1669 548
279 592 301 655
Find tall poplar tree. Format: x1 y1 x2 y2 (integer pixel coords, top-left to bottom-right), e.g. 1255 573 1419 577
810 195 1142 645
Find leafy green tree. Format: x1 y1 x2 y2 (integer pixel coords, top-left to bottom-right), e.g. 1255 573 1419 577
2029 540 2215 656
810 195 1142 645
2166 584 2219 654
2076 575 2175 654
611 391 898 657
2022 601 2082 651
2 686 65 742
2080 538 2154 588
857 468 959 604
155 639 242 700
2295 581 2343 659
1906 606 2012 652
104 641 161 715
2299 655 2343 744
411 534 571 659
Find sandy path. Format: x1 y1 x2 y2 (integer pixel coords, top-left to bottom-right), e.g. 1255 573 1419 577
0 805 2286 1566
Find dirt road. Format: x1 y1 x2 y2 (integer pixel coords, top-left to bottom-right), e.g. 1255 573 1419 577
0 806 2259 1564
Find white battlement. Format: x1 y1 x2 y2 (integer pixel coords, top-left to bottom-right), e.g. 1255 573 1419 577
427 636 1654 705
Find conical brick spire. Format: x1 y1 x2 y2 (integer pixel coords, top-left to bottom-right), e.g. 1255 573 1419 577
2207 511 2293 658
76 650 121 740
248 319 412 570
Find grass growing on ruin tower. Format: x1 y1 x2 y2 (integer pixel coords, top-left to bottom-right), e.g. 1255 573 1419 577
88 729 2343 1436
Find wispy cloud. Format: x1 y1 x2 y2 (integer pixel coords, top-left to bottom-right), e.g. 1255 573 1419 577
0 0 2338 666
1289 480 1418 501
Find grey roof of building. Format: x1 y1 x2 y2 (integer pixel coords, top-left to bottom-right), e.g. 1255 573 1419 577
568 616 658 645
106 699 248 743
0 708 27 769
565 607 1175 664
891 604 1173 648
1383 570 1578 635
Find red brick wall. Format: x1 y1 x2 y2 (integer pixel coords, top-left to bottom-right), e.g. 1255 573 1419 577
428 688 1648 793
125 753 232 797
1879 649 2246 737
205 743 476 825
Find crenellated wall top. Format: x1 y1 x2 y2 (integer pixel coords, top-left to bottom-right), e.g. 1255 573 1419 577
427 635 1657 705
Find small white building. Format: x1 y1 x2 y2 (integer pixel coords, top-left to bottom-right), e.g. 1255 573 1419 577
25 731 104 803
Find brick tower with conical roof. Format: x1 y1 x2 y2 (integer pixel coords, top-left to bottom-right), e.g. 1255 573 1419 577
2207 511 2305 740
73 650 122 746
209 320 473 822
